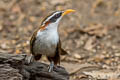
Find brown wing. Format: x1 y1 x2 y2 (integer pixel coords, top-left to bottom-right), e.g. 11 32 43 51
58 40 68 55
54 40 68 65
30 30 38 55
30 29 43 61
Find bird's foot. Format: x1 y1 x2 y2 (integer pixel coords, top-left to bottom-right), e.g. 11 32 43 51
48 61 54 72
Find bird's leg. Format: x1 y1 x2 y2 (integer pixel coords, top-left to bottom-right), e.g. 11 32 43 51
48 61 54 72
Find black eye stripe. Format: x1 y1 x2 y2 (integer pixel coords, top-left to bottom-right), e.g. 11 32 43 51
53 12 62 18
41 11 63 25
49 12 62 22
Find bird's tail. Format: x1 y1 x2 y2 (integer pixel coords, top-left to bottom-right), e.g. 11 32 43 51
61 49 68 55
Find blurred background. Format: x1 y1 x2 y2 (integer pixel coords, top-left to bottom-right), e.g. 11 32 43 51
0 0 120 80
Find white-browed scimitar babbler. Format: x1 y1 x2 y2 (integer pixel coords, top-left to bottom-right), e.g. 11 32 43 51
26 9 75 72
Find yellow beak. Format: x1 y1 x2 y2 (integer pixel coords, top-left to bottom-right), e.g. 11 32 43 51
62 9 75 16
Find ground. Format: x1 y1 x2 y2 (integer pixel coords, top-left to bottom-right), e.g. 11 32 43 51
0 0 120 80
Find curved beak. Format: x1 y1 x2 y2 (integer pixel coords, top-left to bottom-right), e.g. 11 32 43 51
62 9 75 16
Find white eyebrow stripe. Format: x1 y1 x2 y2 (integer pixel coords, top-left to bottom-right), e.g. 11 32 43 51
43 11 61 24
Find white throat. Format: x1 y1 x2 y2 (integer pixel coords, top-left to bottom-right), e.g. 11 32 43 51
36 16 62 45
36 23 59 45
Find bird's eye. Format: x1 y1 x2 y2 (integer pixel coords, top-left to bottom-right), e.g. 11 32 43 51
55 13 62 18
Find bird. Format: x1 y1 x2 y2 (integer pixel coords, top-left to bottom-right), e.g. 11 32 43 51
26 9 75 72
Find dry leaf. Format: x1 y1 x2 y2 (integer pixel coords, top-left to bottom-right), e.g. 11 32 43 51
84 36 96 51
82 23 108 37
83 70 120 80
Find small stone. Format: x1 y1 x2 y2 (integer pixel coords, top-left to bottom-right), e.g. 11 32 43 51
74 54 81 59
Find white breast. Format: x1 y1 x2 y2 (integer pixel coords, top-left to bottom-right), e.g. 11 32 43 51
33 23 59 57
37 26 59 45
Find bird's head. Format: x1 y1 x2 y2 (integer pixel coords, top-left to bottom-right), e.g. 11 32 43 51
40 9 75 30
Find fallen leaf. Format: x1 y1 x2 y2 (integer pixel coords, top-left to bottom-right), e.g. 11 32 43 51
82 23 108 37
83 69 120 80
84 36 96 51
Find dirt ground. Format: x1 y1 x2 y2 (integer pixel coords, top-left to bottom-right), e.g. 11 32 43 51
0 0 120 80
